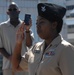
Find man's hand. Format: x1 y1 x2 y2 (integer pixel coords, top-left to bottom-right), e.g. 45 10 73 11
8 55 12 62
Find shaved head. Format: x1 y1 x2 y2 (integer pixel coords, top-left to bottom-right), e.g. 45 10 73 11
8 2 19 10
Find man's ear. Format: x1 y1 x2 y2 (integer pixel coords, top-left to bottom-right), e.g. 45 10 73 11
6 11 10 15
18 10 20 14
52 22 57 29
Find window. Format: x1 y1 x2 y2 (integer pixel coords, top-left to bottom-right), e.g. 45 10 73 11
67 5 74 10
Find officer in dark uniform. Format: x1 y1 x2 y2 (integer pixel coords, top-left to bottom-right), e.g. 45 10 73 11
12 3 74 75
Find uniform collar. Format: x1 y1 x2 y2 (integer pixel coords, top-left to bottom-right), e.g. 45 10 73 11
50 34 63 47
42 34 63 49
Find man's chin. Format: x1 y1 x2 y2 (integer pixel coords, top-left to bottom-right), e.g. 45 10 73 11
10 17 18 20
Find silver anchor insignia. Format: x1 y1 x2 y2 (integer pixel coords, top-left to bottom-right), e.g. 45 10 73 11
41 6 46 12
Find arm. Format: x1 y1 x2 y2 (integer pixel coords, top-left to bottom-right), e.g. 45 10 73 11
12 42 23 71
25 19 34 47
12 22 28 72
25 30 32 47
0 26 11 61
0 48 11 61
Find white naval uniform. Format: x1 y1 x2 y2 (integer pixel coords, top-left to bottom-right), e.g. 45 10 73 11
20 34 74 75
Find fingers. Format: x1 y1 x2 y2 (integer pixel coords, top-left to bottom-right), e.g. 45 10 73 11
29 19 32 26
19 22 25 31
24 19 32 30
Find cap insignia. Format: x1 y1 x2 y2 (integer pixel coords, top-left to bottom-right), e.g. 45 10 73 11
41 6 46 12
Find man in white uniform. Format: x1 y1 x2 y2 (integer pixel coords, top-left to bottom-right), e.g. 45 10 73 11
0 2 34 75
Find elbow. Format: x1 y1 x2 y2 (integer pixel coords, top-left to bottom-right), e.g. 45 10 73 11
12 62 19 72
12 67 17 72
12 59 22 72
12 65 21 72
12 56 21 72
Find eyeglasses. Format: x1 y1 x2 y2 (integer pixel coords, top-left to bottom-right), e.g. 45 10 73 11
8 8 17 11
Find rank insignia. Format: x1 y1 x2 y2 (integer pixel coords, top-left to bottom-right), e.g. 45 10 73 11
45 51 55 56
41 6 46 12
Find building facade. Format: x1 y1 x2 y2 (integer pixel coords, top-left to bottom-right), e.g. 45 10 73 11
66 0 74 45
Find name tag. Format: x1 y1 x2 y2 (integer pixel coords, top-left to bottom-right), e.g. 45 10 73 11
34 50 40 54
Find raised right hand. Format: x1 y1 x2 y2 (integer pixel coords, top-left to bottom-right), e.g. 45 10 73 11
16 22 25 44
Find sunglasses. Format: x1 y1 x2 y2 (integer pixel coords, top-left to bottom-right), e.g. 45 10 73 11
8 8 17 11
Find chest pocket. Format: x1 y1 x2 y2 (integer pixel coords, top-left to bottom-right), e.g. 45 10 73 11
28 49 41 63
42 50 56 64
